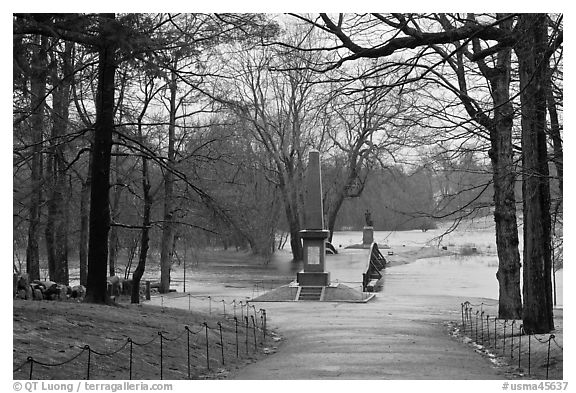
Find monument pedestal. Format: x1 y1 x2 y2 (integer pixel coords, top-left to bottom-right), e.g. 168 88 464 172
297 229 330 287
362 226 374 245
297 271 330 286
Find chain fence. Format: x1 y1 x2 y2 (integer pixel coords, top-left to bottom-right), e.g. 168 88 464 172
156 293 267 323
459 301 563 380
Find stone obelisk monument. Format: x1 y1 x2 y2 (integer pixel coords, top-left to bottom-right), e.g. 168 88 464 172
297 150 331 287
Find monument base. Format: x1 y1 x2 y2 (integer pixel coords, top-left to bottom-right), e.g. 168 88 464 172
297 271 330 287
363 226 374 245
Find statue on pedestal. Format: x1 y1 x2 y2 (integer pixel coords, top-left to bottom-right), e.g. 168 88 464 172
364 209 373 227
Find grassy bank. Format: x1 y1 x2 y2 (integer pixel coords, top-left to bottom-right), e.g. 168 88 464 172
13 299 274 380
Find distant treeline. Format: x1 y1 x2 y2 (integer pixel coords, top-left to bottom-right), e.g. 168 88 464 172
332 160 495 231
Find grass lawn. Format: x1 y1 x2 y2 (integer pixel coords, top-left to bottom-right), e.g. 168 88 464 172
13 299 274 380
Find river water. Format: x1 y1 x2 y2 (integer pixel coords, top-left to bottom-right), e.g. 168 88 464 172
64 226 563 308
331 230 563 308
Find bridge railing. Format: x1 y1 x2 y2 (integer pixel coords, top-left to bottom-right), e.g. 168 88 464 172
362 242 387 291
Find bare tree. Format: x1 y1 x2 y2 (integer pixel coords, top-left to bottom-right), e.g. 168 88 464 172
130 72 164 303
320 67 415 241
218 27 325 261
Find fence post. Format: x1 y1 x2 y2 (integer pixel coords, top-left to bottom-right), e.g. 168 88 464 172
518 325 523 371
546 335 554 380
233 300 237 318
145 281 151 300
245 316 249 355
503 320 507 354
461 303 465 331
263 309 267 343
208 297 212 315
494 318 498 349
234 317 239 358
222 300 226 317
261 314 265 344
480 311 485 344
159 332 164 380
27 357 33 380
463 303 468 332
510 320 516 359
85 345 91 380
251 315 257 350
528 333 532 375
128 338 133 380
475 311 479 342
486 315 490 345
185 327 191 379
203 322 210 370
218 322 225 366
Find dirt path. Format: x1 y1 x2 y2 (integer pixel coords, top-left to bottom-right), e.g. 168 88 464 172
229 296 506 379
226 250 508 380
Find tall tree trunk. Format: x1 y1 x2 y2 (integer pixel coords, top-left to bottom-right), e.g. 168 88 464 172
326 191 345 243
84 13 116 304
53 175 70 284
132 149 151 303
278 169 303 262
287 209 303 262
159 59 178 294
45 41 72 285
490 97 522 320
132 186 151 303
484 27 523 320
515 14 554 334
108 224 118 277
79 171 90 287
26 35 48 281
108 149 122 277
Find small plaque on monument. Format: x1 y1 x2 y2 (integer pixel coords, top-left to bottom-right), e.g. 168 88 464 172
308 246 320 264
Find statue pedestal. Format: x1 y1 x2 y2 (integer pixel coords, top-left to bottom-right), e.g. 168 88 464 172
363 226 374 245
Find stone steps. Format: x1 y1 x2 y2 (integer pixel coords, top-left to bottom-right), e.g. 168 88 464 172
298 286 323 301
